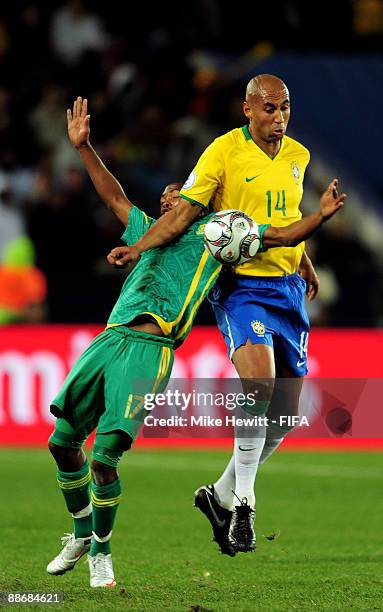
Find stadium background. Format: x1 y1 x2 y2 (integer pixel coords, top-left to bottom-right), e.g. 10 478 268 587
0 0 382 446
1 2 383 609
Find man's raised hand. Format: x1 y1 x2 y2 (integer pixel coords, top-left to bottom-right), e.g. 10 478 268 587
67 97 90 149
320 179 347 220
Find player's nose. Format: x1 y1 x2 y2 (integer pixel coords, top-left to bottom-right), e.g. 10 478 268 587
164 196 177 206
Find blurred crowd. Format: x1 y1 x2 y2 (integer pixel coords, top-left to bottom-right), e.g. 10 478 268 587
0 0 382 326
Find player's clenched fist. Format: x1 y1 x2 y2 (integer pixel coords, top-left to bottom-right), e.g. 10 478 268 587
107 246 141 267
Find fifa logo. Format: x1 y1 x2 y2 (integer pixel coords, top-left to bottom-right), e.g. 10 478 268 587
251 320 265 336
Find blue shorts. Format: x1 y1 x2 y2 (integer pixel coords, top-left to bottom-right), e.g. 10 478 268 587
209 272 310 376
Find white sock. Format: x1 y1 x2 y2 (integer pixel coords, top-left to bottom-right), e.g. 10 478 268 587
214 455 235 510
259 422 295 465
234 430 266 508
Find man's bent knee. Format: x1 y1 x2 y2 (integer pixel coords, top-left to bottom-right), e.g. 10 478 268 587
48 441 86 471
91 460 118 485
233 341 276 380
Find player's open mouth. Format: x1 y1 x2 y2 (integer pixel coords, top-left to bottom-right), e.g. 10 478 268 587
272 128 284 136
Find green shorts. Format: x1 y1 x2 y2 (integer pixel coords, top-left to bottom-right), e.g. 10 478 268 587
51 326 174 442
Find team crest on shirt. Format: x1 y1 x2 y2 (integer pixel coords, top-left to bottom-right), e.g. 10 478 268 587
251 320 265 336
182 171 197 190
291 162 300 184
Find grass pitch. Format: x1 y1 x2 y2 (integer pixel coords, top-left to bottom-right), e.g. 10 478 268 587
1 448 383 611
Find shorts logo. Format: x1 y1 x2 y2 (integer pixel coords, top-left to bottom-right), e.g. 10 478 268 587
291 162 300 183
182 171 197 190
251 320 265 336
196 224 206 235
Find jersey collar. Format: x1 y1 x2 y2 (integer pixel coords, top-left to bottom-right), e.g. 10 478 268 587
242 124 284 160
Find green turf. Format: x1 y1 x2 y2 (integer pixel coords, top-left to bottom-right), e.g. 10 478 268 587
1 448 383 611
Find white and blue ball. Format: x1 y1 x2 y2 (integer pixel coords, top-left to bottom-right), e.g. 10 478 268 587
204 209 260 265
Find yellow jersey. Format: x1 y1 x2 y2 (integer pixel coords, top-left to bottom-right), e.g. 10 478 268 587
179 125 310 276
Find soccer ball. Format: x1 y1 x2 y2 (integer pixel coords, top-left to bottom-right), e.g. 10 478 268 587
204 210 260 265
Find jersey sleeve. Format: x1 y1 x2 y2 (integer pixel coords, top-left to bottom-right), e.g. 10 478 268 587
258 223 270 253
179 139 224 208
120 206 156 245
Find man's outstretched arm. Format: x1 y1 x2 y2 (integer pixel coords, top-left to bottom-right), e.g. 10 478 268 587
107 179 346 269
116 197 202 263
67 96 131 226
264 179 346 248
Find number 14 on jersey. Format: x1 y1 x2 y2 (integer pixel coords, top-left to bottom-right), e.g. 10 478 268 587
266 190 286 217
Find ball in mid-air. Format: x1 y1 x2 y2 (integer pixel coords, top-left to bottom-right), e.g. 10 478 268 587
204 210 260 265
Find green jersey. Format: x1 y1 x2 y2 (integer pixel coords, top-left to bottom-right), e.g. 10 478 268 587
107 207 268 349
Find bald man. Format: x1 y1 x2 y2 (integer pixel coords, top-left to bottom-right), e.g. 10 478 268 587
117 74 346 556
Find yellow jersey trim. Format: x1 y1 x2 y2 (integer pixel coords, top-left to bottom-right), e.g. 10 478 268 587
143 250 210 336
141 312 168 335
179 193 206 208
242 124 284 160
175 265 221 340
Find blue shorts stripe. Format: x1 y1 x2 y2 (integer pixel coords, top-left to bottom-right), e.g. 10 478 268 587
224 312 235 359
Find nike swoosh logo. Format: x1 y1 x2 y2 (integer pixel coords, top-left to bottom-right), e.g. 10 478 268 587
245 176 259 182
238 446 257 452
204 488 226 527
296 360 306 367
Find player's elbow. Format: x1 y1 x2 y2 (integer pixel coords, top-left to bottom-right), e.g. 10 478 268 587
173 199 200 234
278 228 301 247
284 235 301 247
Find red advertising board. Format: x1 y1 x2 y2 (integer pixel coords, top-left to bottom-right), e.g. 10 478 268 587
0 325 382 447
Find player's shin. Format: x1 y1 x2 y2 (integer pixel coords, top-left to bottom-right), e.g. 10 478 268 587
234 435 265 508
90 477 121 556
89 433 131 556
233 399 269 507
259 375 303 465
57 462 93 538
259 421 295 465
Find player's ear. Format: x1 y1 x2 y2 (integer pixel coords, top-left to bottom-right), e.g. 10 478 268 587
243 100 251 119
